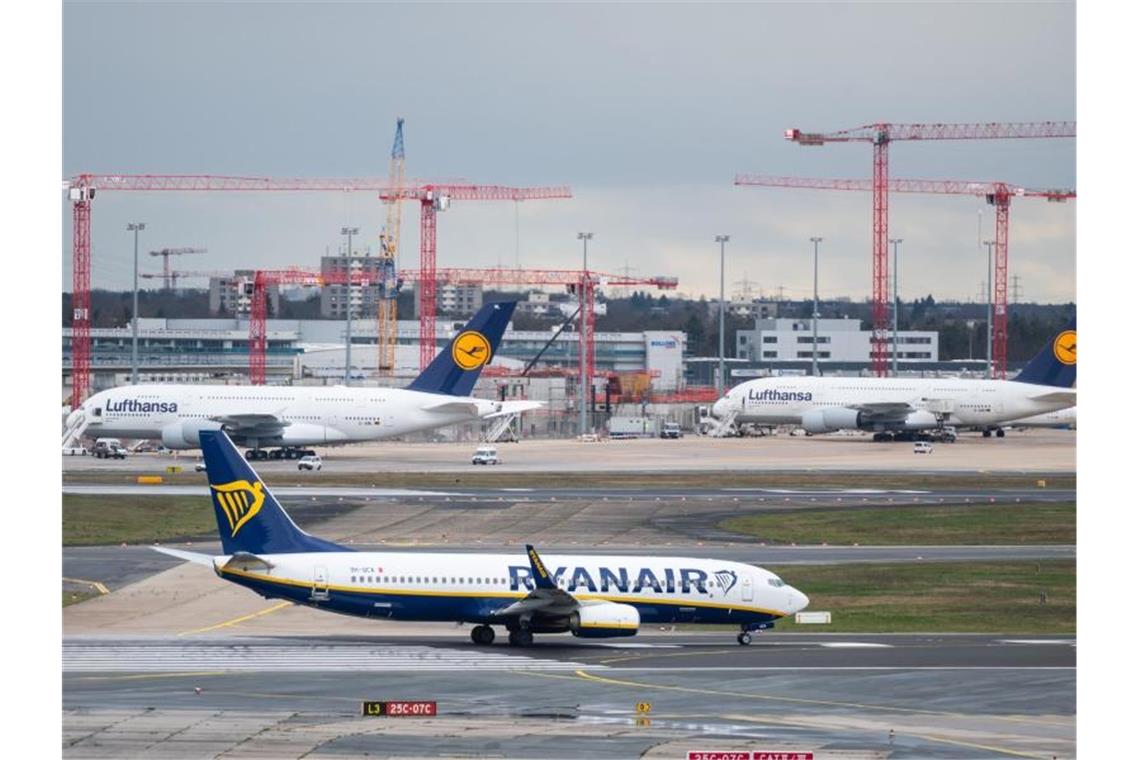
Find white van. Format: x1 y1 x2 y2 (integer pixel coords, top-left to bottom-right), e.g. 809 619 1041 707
472 446 500 465
913 441 934 454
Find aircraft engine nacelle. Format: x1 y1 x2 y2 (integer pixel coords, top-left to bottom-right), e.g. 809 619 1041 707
161 420 223 449
277 424 348 446
801 408 863 434
901 410 939 430
569 602 640 638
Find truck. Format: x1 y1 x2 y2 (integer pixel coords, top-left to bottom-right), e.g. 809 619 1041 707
606 416 659 439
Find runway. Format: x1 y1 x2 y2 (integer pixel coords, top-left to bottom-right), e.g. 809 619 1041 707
63 634 1075 759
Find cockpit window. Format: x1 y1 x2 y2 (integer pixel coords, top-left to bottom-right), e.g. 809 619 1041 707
767 577 785 588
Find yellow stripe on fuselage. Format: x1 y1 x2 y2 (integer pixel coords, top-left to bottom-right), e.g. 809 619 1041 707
218 566 785 617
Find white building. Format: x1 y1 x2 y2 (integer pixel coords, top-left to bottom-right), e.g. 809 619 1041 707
736 317 937 365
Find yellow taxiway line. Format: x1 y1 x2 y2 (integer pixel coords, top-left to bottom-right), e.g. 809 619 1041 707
178 601 292 636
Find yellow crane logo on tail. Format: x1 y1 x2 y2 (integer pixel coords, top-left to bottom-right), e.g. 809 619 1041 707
211 480 265 537
1053 330 1076 366
452 331 492 371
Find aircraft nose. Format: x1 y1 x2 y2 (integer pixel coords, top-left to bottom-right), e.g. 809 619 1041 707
788 587 809 614
712 397 729 418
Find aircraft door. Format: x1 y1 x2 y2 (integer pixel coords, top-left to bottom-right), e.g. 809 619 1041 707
311 566 330 601
741 574 754 602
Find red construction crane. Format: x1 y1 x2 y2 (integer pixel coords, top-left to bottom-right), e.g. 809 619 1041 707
734 174 1075 377
783 121 1076 376
377 184 573 371
63 173 569 407
149 247 207 289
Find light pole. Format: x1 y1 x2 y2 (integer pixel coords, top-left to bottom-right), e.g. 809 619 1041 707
889 238 902 376
715 235 730 395
341 226 359 384
982 240 994 379
127 222 146 384
577 232 593 436
810 237 822 377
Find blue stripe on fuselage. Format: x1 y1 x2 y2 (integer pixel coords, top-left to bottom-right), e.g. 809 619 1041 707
222 569 781 627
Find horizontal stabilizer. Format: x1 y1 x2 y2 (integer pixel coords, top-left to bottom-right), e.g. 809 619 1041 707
1029 390 1077 405
483 400 544 419
152 546 213 566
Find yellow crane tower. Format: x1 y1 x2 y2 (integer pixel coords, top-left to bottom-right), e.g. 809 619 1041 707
378 118 405 376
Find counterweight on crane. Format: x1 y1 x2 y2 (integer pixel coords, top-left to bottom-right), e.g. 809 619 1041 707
734 173 1075 377
782 121 1076 376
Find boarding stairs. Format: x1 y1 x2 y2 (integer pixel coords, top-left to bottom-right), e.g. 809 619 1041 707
482 413 519 444
706 409 739 438
62 409 91 450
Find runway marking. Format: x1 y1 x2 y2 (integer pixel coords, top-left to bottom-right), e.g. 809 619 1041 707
586 643 683 649
514 668 1071 729
818 642 893 648
63 577 110 595
1000 639 1076 646
63 644 597 673
178 601 293 636
723 712 1055 760
73 671 226 682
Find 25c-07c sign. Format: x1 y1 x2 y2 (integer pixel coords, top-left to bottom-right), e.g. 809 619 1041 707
361 700 438 717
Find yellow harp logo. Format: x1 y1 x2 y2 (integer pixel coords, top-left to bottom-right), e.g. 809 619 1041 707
1053 330 1076 366
451 331 492 371
211 480 265 537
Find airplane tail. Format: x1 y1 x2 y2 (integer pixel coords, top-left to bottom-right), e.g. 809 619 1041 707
406 301 517 397
199 430 346 555
1012 315 1076 387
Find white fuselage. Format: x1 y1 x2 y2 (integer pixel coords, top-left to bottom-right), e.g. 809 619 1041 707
72 384 510 449
215 550 809 628
713 375 1075 432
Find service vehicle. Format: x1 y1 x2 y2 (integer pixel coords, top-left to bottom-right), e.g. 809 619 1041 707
472 445 500 465
659 421 683 439
92 439 128 459
913 441 934 454
297 454 322 471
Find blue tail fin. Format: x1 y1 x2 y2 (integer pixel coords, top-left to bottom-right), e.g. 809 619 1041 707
406 301 517 396
199 430 347 555
1013 316 1076 387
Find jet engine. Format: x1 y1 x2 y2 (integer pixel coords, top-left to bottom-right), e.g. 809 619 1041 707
161 420 223 449
901 410 939 430
569 602 640 638
801 408 863 434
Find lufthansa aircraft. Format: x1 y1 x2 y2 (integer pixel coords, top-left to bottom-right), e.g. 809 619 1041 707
65 302 539 459
156 430 810 646
711 317 1076 440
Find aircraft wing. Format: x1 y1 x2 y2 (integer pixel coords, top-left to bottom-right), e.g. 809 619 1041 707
419 399 544 418
481 400 544 419
491 545 581 619
849 402 915 422
210 413 289 435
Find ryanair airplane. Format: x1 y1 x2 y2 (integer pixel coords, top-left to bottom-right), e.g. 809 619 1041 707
66 301 539 459
711 316 1076 440
157 430 810 646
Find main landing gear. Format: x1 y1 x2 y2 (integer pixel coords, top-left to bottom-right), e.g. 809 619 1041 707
470 625 495 645
736 631 753 646
508 629 534 647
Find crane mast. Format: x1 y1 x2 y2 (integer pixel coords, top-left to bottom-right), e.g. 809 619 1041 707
378 118 405 376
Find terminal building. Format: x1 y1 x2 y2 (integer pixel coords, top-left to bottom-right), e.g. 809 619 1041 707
735 317 938 365
62 318 687 392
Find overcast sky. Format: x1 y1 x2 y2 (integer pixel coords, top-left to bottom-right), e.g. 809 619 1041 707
62 1 1076 303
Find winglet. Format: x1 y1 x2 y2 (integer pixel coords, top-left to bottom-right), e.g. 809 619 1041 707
525 544 557 590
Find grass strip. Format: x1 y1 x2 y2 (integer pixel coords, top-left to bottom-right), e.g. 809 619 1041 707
64 495 216 546
770 560 1075 633
720 502 1075 546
